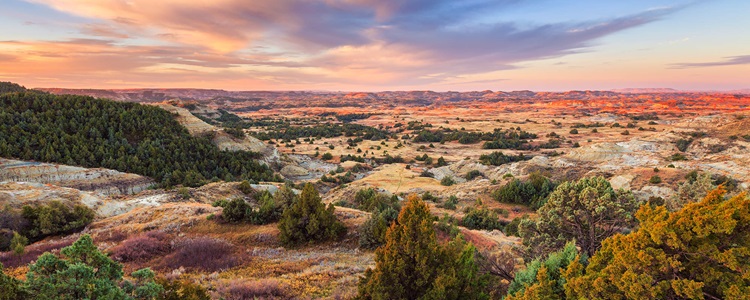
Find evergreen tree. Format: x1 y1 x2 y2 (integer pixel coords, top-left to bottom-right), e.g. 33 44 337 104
668 171 715 211
356 195 488 300
220 198 250 223
358 212 389 249
278 183 345 246
0 263 24 300
25 235 127 299
24 234 162 300
10 231 27 258
505 242 583 300
121 268 164 300
273 182 297 209
564 187 750 299
518 176 639 258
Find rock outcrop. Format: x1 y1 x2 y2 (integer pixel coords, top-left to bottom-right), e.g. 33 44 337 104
0 158 153 196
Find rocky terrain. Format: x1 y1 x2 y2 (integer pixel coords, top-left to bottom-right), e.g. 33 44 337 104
2 87 748 299
0 158 153 196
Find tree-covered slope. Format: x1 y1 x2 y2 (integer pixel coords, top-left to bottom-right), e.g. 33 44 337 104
0 89 279 187
0 82 27 94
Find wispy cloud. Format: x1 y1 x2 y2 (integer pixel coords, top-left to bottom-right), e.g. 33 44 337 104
672 55 750 68
9 0 685 88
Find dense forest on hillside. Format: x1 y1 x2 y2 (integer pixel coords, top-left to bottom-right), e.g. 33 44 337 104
0 82 27 94
0 88 279 187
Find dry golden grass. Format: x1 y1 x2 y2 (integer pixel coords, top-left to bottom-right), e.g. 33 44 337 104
355 163 445 194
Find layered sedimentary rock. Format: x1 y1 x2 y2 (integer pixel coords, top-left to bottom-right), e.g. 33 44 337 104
0 158 154 196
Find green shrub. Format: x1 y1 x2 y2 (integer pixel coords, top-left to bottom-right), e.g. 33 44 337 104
649 175 662 184
238 180 254 194
219 198 250 223
247 191 281 225
177 187 191 200
461 207 503 231
356 196 487 299
491 172 555 209
479 152 530 166
353 188 400 215
670 153 688 161
422 192 438 202
436 213 461 238
465 170 483 180
506 242 583 299
278 183 345 246
675 138 693 152
442 195 459 210
504 215 528 237
20 201 95 241
0 262 24 299
321 152 333 160
441 176 456 186
358 212 389 249
25 235 163 300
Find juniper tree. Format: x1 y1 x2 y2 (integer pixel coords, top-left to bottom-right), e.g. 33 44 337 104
356 194 488 300
278 183 345 246
564 187 750 299
518 176 639 258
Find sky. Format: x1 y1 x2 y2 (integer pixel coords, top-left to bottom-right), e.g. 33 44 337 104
0 0 748 91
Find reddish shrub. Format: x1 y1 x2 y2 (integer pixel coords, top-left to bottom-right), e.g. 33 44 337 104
0 239 74 268
218 279 287 300
162 237 238 271
110 231 171 262
93 229 129 243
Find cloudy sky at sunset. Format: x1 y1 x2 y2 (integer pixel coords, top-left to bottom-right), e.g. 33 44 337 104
1 0 748 91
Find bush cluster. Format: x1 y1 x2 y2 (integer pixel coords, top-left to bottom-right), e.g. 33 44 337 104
491 172 556 209
162 237 237 272
278 183 346 246
461 207 504 231
110 231 171 263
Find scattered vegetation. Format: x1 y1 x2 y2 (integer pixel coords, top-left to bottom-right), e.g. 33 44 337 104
0 90 279 187
412 127 537 150
255 123 389 141
479 151 531 166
